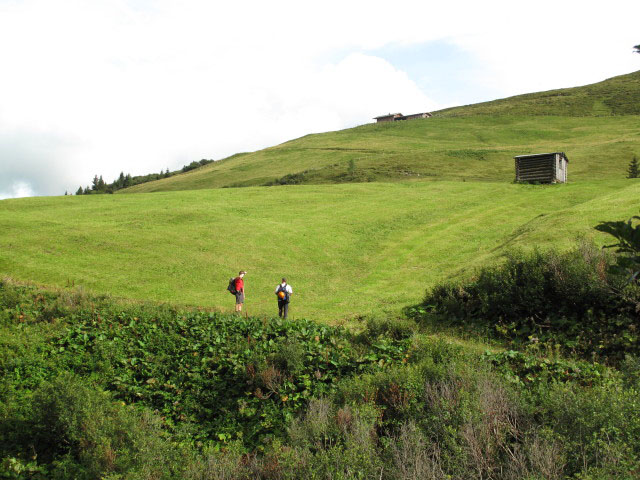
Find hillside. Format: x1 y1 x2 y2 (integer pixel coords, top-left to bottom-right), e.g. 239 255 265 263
2 180 639 322
435 69 640 117
121 71 640 193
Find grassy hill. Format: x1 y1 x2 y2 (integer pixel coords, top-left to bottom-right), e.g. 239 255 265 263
121 71 640 193
435 69 640 117
2 180 640 322
3 70 640 321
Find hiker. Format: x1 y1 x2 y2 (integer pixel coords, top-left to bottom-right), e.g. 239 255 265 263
232 271 246 313
275 277 293 319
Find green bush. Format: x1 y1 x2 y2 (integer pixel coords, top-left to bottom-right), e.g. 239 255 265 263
415 242 640 360
537 381 640 477
359 316 416 342
1 373 185 479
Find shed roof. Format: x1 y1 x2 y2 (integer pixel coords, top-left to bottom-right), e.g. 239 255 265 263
514 152 569 162
373 113 402 119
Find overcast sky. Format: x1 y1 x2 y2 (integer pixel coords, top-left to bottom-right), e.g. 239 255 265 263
1 0 639 198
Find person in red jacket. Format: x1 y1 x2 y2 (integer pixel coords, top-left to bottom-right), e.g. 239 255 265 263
234 271 246 313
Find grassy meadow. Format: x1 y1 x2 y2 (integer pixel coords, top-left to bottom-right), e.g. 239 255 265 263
2 179 640 322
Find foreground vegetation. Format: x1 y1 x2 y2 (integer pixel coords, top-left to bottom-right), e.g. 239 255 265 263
2 180 640 322
2 276 640 479
412 241 640 362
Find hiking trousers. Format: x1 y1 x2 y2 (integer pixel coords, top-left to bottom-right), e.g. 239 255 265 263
278 300 289 319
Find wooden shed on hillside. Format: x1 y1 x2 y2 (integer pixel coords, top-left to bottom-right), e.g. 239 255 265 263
373 112 433 123
374 113 404 122
514 152 569 183
403 112 433 120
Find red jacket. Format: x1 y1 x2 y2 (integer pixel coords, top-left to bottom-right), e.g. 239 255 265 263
234 277 244 292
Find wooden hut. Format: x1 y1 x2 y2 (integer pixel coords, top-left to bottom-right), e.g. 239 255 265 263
514 152 568 183
373 112 432 123
403 112 433 120
373 113 403 123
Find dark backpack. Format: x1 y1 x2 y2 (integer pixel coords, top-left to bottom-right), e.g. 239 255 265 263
276 284 290 303
227 278 237 295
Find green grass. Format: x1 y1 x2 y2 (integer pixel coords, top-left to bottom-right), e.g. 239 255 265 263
122 115 640 192
3 180 640 322
435 70 640 117
4 71 640 321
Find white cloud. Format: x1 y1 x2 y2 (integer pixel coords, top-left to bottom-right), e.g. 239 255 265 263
0 0 638 196
0 181 35 200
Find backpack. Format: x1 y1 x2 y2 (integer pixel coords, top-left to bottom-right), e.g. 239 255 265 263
276 284 290 303
227 277 237 295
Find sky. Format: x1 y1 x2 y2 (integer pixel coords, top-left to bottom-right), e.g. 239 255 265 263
0 0 639 198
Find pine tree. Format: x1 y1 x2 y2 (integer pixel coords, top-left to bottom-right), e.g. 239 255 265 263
628 156 639 179
91 175 99 191
76 186 83 195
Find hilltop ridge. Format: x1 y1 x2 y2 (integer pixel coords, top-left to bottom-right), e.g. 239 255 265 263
434 70 640 117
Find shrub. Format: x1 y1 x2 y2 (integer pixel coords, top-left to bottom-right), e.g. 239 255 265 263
387 422 444 480
2 373 185 479
415 242 640 360
537 381 640 477
359 316 416 342
286 399 383 479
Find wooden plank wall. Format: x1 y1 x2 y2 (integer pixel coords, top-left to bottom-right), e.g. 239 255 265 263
515 155 555 183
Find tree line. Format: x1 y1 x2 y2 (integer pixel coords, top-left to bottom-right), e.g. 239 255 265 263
73 159 214 195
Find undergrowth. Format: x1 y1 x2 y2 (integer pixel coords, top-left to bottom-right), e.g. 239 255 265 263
2 279 640 479
411 241 640 362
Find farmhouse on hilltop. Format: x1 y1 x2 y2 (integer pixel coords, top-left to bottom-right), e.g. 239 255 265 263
374 112 432 123
514 152 568 183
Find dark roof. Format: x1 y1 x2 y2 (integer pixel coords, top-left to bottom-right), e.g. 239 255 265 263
373 113 402 119
514 152 569 162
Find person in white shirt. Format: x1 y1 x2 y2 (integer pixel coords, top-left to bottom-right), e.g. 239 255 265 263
275 278 293 319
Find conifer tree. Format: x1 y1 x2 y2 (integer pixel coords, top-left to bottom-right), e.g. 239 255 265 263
628 156 639 179
76 186 83 195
